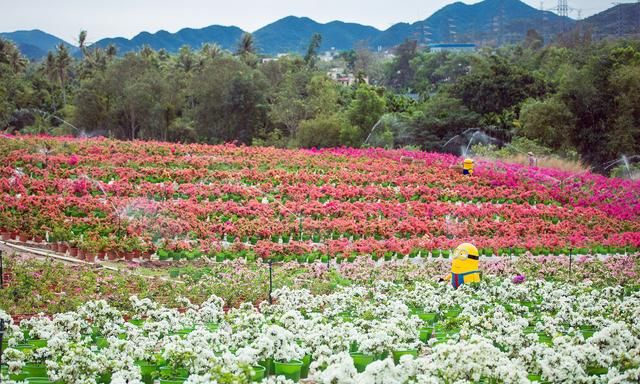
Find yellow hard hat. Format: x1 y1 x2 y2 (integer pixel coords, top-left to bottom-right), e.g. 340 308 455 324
453 243 479 260
463 158 474 164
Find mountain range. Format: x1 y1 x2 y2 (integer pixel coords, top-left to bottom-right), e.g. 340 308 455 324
1 0 636 61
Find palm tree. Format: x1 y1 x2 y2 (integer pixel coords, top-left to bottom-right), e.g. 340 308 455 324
140 44 155 59
236 32 255 56
177 45 195 72
236 33 258 67
0 38 28 72
44 52 57 82
304 33 322 68
54 44 72 105
78 30 88 55
106 44 117 60
202 43 222 60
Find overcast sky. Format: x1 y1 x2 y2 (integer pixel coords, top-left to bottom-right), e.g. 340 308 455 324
0 0 621 44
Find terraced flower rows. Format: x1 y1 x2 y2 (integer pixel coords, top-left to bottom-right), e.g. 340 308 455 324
1 136 639 260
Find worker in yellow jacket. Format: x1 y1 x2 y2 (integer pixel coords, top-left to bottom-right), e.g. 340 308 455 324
443 243 481 289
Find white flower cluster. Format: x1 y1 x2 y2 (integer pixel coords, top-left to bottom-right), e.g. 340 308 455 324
2 279 640 383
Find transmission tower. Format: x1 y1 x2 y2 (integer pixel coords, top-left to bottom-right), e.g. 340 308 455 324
558 0 569 32
612 2 624 37
413 23 432 48
540 1 548 44
638 0 640 35
448 17 457 43
557 0 569 17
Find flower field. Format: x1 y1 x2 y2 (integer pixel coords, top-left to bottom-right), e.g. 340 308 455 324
1 136 639 261
2 135 640 384
1 277 640 384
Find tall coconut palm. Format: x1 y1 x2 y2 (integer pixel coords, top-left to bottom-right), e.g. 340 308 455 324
236 33 257 67
236 33 255 56
54 44 72 105
0 38 28 73
106 44 117 60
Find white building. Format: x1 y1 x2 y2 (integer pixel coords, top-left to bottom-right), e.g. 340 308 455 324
429 43 476 53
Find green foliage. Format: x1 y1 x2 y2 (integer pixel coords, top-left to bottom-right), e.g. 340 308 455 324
411 94 480 151
471 137 554 158
347 84 386 145
192 56 269 143
384 39 418 90
518 96 574 150
410 51 477 94
451 55 548 116
297 114 348 148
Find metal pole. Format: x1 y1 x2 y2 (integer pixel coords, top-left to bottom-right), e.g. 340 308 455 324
0 250 3 288
569 247 572 275
268 260 273 305
0 319 5 368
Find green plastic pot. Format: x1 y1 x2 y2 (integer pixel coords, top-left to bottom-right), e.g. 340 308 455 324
15 343 34 353
9 373 29 381
445 308 461 318
257 358 274 376
135 360 157 384
250 365 266 382
25 378 58 384
350 353 374 373
586 366 608 376
537 333 553 346
97 372 112 384
206 323 219 332
95 336 109 349
175 328 194 337
417 312 438 324
419 328 432 343
128 319 145 327
527 374 550 383
27 339 47 349
580 326 596 340
159 366 189 378
392 349 417 364
300 354 312 379
433 332 449 345
273 360 303 382
23 364 47 378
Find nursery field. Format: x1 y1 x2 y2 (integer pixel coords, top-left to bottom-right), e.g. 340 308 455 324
1 135 640 384
1 136 639 260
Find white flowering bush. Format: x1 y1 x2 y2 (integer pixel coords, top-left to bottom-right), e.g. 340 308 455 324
2 279 640 383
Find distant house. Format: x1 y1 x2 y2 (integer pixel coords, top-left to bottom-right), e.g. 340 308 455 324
429 43 476 53
320 48 338 62
327 67 368 86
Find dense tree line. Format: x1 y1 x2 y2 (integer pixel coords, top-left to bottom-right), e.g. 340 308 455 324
1 31 639 172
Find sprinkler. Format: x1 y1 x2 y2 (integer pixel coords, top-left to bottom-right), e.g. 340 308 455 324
569 247 573 277
0 318 4 369
268 259 273 305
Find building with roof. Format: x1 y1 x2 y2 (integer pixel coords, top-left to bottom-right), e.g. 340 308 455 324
429 43 476 53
